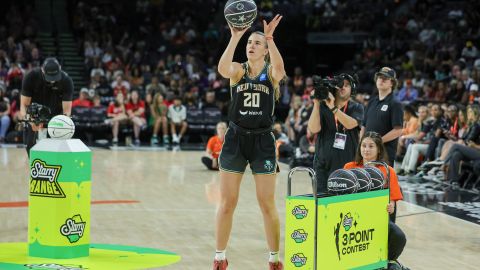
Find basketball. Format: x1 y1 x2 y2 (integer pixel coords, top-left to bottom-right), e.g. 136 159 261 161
364 166 385 191
327 169 358 195
224 0 257 28
349 168 372 193
47 115 75 139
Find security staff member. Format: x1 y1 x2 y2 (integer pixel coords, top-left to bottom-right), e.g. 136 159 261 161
20 57 74 155
360 67 403 166
308 74 364 194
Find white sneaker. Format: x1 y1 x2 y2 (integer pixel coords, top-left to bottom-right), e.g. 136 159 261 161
427 167 439 175
172 134 179 144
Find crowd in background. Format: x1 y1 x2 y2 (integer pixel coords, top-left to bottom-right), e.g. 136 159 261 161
0 0 479 186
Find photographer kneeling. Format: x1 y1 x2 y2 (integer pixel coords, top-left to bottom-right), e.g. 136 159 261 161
307 74 364 195
20 58 74 155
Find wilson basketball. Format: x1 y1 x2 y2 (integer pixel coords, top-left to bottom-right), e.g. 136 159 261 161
224 0 257 28
364 166 386 191
47 115 75 139
327 169 358 195
349 168 372 193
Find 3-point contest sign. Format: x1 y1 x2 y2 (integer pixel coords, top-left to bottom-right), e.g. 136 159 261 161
28 139 91 259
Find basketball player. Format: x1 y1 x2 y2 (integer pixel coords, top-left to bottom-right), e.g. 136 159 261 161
344 132 410 270
213 14 286 270
20 58 74 155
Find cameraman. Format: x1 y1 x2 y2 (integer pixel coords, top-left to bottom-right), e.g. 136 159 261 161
307 74 364 194
20 58 74 155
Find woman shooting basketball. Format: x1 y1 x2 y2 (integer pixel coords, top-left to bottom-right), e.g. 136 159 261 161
213 14 285 270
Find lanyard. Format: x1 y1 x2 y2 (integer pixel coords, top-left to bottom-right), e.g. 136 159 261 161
334 100 349 132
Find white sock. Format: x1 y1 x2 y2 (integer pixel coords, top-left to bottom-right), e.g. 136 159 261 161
215 250 226 260
269 251 279 262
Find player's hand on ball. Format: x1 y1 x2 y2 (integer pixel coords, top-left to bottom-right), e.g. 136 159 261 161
263 14 283 37
228 23 250 38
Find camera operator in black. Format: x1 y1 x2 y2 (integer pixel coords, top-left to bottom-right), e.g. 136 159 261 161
20 58 74 155
308 74 364 194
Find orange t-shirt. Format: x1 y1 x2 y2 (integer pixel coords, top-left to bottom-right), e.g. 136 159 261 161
207 135 223 159
402 116 419 135
343 161 403 201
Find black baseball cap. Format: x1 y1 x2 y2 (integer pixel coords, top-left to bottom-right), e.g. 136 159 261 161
42 58 62 82
375 67 396 79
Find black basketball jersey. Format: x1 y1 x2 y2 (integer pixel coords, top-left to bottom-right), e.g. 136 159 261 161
228 62 276 129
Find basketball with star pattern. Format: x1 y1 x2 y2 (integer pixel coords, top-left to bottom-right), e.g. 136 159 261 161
224 0 257 29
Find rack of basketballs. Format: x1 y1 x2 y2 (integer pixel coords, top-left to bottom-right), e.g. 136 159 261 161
327 161 390 196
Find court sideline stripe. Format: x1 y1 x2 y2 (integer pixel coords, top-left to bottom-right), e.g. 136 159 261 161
0 200 140 208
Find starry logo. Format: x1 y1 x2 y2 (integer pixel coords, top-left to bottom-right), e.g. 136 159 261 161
342 213 354 231
236 3 245 10
291 229 308 243
24 264 86 270
264 160 274 171
60 215 86 243
29 159 65 198
292 205 308 219
290 253 307 267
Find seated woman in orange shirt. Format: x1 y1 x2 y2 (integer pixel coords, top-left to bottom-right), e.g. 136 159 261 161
344 131 409 270
202 122 227 170
344 131 403 220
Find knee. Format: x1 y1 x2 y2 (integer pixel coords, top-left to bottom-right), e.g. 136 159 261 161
218 196 238 215
257 197 276 216
452 150 463 161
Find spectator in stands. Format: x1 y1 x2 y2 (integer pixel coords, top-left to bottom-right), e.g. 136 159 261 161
202 91 218 109
129 66 144 89
425 104 457 162
398 104 446 176
468 83 479 104
167 96 187 144
294 95 313 144
201 122 227 170
0 88 10 142
447 80 468 103
285 95 301 142
6 62 24 90
72 88 93 108
396 105 420 158
111 74 130 98
107 93 128 146
8 88 20 125
150 93 169 146
396 79 418 103
441 108 480 183
461 41 478 66
424 105 480 166
146 76 167 97
126 90 146 146
273 122 292 159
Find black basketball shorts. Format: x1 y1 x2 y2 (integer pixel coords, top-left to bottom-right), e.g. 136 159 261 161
219 124 277 175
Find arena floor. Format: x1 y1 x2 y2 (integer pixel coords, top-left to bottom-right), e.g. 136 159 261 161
1 147 479 269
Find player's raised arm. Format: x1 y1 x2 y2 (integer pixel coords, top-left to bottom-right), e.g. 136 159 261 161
218 25 250 79
263 14 286 83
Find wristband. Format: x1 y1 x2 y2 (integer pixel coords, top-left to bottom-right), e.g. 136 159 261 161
331 107 338 114
265 36 273 40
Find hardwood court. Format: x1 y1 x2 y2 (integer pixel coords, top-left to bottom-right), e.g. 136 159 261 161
1 147 479 269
